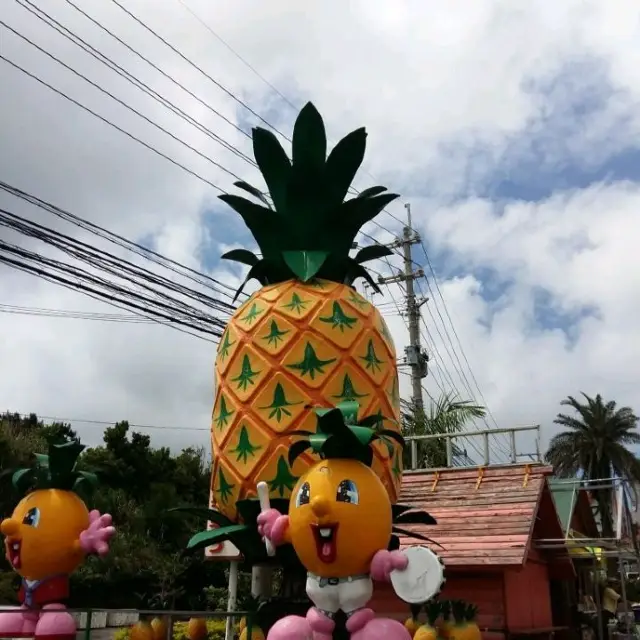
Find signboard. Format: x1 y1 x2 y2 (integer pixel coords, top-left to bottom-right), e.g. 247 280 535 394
204 492 243 561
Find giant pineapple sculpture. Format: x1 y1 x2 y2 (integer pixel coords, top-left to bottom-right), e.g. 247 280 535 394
211 103 403 520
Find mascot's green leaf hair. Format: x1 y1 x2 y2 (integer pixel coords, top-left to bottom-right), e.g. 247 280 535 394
12 440 98 497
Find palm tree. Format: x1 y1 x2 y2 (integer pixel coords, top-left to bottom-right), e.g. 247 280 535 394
402 392 487 469
545 393 640 542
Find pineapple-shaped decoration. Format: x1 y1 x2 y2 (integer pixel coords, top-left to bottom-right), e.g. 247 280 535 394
211 102 403 520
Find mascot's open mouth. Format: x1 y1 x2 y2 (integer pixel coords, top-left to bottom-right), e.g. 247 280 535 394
311 523 338 563
6 539 21 569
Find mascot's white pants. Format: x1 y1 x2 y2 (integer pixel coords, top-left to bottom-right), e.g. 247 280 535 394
306 573 373 615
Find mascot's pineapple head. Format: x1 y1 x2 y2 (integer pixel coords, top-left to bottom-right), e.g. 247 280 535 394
0 440 96 580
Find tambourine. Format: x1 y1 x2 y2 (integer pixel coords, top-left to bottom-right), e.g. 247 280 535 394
389 545 445 604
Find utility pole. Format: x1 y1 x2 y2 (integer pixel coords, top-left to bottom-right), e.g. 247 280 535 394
377 203 429 414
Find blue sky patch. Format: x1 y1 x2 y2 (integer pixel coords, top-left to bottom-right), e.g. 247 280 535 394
136 232 157 252
530 286 600 345
199 204 254 274
483 56 638 202
488 145 640 203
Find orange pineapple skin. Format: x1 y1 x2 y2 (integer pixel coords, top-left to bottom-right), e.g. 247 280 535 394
209 279 402 521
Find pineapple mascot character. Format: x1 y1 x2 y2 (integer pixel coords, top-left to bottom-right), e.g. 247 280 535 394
211 102 404 520
258 402 445 640
0 440 115 640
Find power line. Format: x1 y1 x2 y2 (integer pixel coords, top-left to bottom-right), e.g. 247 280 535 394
0 181 244 300
0 55 227 194
173 0 299 112
5 412 208 432
0 255 218 343
61 0 253 143
370 259 493 462
0 303 156 323
0 186 242 340
0 250 220 342
106 0 291 141
15 0 257 168
0 208 234 318
417 241 501 430
373 236 509 460
1 20 248 185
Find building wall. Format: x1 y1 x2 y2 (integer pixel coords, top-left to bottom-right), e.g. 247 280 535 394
503 561 553 630
370 571 506 638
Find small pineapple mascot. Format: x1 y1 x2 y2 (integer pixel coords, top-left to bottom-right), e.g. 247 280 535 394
404 604 424 638
237 599 266 640
448 602 481 640
131 621 155 640
0 440 115 640
258 401 418 640
414 602 442 640
187 618 208 640
150 617 168 640
211 102 404 520
438 600 453 639
239 624 266 640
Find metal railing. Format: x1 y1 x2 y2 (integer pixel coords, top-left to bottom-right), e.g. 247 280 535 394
402 424 542 472
0 608 256 640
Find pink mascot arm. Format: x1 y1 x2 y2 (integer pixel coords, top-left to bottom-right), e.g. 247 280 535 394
78 510 116 556
369 549 408 582
256 509 289 546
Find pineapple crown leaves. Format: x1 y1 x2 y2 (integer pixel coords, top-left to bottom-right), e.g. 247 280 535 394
451 600 470 624
287 400 404 468
465 603 478 622
11 439 98 498
409 603 423 621
425 601 442 626
219 102 399 300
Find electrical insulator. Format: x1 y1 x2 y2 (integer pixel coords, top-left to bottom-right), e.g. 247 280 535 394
418 350 429 378
405 345 419 366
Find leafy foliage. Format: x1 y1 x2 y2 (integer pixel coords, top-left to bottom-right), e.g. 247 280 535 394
401 393 486 469
218 102 399 299
11 440 97 498
545 392 640 539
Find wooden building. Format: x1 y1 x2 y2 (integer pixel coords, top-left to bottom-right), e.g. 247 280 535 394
370 464 574 638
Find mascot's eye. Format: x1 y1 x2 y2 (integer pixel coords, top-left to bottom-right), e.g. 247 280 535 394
336 480 359 505
22 508 40 528
295 482 311 507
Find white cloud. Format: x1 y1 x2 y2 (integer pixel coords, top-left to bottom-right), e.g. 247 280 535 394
1 0 639 462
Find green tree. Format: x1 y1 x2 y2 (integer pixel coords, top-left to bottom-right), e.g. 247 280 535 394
545 393 640 544
401 392 486 469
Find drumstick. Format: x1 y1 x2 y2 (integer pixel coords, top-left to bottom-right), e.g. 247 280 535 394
256 481 275 557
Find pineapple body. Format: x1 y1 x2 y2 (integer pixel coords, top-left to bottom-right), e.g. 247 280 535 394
210 279 402 521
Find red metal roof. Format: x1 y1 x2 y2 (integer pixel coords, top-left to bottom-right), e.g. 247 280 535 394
397 464 556 567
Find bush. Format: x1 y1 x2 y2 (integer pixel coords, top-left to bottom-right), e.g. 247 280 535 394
114 619 239 640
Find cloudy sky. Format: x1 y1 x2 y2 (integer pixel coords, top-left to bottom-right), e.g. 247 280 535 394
1 0 639 463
